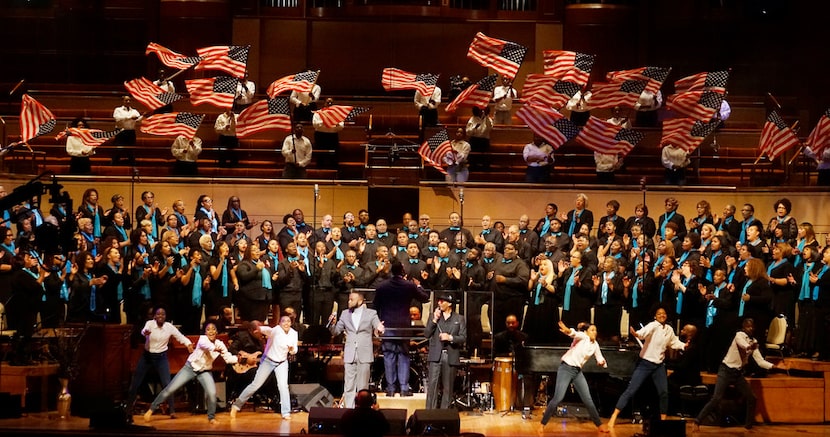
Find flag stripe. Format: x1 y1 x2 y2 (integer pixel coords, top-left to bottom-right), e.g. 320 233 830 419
20 94 56 142
315 105 370 128
445 74 498 113
666 90 725 121
185 76 238 109
124 77 183 111
267 71 320 98
515 103 578 149
381 68 438 97
195 45 249 78
466 32 527 80
145 42 201 70
759 111 800 159
589 80 646 109
236 97 292 137
418 129 451 176
140 112 204 138
574 116 642 157
542 50 594 86
806 108 830 156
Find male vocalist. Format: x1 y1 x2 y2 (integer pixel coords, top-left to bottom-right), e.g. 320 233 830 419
329 291 384 408
425 294 466 409
373 262 429 397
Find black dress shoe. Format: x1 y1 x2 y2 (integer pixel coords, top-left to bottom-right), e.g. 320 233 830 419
386 391 395 397
401 391 413 397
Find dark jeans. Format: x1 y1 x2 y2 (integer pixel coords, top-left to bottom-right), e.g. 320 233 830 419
128 351 174 413
541 362 602 426
697 363 755 427
615 358 669 415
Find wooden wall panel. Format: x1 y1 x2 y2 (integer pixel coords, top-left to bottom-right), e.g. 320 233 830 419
259 19 309 81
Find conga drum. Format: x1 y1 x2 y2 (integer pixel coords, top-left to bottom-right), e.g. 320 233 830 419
492 357 517 412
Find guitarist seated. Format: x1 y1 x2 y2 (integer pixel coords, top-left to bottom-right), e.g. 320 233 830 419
227 321 270 405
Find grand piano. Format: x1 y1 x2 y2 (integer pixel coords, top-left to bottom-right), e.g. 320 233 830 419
516 345 640 378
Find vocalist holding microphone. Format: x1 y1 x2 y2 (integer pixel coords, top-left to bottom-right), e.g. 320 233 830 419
425 294 466 409
329 291 384 408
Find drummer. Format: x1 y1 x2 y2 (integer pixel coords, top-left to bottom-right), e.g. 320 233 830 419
492 314 527 357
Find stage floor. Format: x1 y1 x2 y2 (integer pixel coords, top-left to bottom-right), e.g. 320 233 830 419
0 409 828 437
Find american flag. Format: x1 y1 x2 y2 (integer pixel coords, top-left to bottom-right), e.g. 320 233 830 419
140 112 204 139
521 74 582 108
574 116 643 157
660 117 720 153
674 70 729 94
124 77 183 111
466 32 527 80
419 129 451 176
236 97 292 138
267 71 320 98
666 90 725 121
515 102 580 149
445 74 498 113
145 42 201 70
195 45 250 78
806 108 830 157
58 127 122 147
314 105 371 128
588 80 647 109
20 94 56 143
381 68 439 97
542 50 595 86
759 111 801 160
606 66 671 94
185 76 238 109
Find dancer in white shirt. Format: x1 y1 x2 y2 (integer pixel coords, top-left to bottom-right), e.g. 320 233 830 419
143 323 237 424
540 321 610 433
230 317 298 420
607 306 687 429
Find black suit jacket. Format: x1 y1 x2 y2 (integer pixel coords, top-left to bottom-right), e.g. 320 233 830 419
425 311 466 365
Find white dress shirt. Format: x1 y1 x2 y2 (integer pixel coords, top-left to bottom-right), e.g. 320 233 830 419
312 111 344 134
214 112 238 136
561 329 607 368
523 142 554 167
282 134 313 167
66 136 94 157
492 85 517 111
171 136 202 162
661 144 690 170
188 335 238 372
414 87 441 110
290 84 321 107
466 115 493 139
261 326 298 363
142 320 192 353
636 320 686 364
113 106 141 130
235 80 256 106
722 331 773 370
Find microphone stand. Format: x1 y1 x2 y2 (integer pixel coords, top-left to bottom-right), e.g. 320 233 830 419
458 188 465 223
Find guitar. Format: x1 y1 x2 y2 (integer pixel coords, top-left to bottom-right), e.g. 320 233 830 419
232 350 262 374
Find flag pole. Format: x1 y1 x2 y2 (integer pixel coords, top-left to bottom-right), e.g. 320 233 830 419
785 121 803 166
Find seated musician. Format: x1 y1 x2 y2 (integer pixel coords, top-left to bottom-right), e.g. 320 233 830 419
284 306 306 341
492 314 527 357
226 321 268 406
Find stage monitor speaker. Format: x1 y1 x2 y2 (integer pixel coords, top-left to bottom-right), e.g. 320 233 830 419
88 401 132 430
0 393 22 418
307 407 346 434
407 409 460 436
381 408 407 436
290 383 334 411
643 418 687 437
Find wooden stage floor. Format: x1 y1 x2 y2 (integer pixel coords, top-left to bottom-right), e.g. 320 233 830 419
0 408 827 437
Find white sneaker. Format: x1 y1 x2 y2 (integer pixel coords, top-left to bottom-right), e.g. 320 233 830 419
282 414 291 420
230 405 239 420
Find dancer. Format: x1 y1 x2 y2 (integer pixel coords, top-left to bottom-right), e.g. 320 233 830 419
143 323 237 424
539 321 610 433
230 316 298 420
606 306 688 429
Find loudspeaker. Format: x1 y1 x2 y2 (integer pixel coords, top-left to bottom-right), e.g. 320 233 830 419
407 409 461 436
643 418 687 437
0 393 22 418
381 408 407 436
290 383 334 411
307 407 346 434
88 401 132 429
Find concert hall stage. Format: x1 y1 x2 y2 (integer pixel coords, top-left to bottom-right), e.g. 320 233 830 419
0 407 826 437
